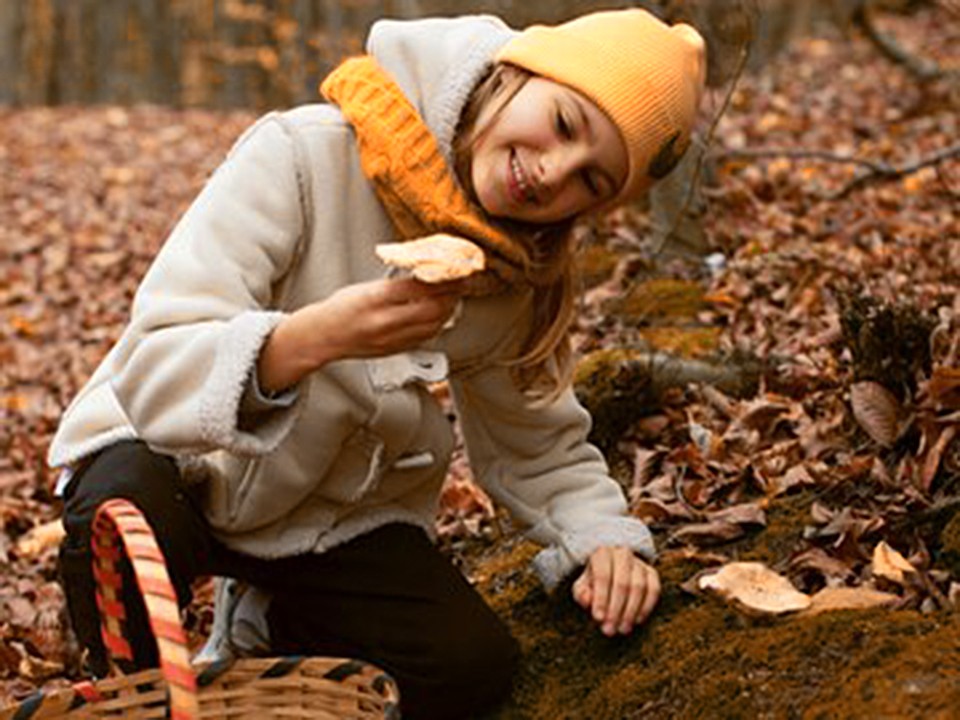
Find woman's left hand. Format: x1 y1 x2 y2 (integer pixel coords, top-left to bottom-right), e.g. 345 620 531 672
572 546 660 636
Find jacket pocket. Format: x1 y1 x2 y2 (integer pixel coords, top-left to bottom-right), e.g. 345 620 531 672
301 424 387 506
198 450 259 530
230 457 262 524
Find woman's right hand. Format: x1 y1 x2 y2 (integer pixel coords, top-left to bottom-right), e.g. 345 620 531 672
256 277 463 393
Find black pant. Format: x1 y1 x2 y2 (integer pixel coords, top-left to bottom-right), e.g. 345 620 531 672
59 441 519 719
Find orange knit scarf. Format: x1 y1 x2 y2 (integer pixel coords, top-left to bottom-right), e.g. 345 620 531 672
321 56 528 287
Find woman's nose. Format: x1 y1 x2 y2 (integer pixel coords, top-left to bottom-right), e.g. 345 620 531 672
540 144 587 191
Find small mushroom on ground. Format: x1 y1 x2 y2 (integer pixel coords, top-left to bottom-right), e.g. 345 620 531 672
802 586 900 616
698 561 811 615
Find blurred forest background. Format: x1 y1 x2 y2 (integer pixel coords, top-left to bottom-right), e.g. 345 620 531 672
1 0 907 110
6 0 935 258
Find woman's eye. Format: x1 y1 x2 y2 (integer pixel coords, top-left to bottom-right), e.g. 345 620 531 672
581 170 600 196
555 111 572 139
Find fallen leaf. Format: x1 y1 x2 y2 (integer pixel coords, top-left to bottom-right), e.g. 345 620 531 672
949 583 960 610
771 464 817 496
631 498 695 524
927 367 960 410
669 520 746 546
2 596 37 628
920 425 957 493
14 520 65 558
802 586 900 615
710 502 768 527
698 562 811 615
631 448 665 490
15 645 64 681
789 547 856 583
850 380 901 447
872 540 916 584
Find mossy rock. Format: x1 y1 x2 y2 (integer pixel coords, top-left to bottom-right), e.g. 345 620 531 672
616 278 708 323
576 244 620 289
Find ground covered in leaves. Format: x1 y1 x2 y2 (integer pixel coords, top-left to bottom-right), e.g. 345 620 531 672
1 6 959 718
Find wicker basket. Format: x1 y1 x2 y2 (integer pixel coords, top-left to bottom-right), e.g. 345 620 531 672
1 498 400 719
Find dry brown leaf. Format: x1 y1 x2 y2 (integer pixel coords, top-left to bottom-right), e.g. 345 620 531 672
920 425 957 493
15 646 64 681
732 397 793 434
927 367 960 410
850 380 901 447
802 586 899 616
698 562 811 615
949 583 960 610
710 502 768 527
789 547 856 583
872 540 916 584
631 448 665 491
669 521 746 546
631 498 696 524
771 464 817 497
14 519 65 558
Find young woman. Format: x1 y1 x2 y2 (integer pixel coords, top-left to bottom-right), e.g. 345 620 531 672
51 9 705 719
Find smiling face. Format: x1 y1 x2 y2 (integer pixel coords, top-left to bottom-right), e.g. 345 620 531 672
469 74 628 225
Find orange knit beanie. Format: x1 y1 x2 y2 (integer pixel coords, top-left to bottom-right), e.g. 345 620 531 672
496 9 707 204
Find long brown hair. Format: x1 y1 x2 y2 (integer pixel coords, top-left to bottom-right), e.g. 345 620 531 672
453 64 581 403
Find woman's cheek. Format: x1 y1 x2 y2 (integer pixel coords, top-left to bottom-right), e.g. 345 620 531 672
472 155 504 217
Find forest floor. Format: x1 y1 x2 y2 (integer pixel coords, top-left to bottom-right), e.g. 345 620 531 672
1 6 959 719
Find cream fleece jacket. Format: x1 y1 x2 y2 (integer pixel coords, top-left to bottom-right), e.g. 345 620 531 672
48 15 655 589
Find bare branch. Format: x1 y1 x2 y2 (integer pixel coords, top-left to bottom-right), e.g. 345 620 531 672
711 142 960 200
832 142 960 199
855 0 960 82
714 147 890 173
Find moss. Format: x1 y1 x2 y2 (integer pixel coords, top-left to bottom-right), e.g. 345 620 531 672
939 512 960 576
475 491 960 719
573 348 660 454
638 326 721 358
576 244 620 289
618 279 709 324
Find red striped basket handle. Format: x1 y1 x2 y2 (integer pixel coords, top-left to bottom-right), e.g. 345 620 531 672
92 498 200 720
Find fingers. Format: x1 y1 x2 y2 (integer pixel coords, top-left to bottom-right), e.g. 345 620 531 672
600 548 633 636
332 279 461 354
572 570 593 609
636 563 661 626
377 278 462 328
582 547 661 637
587 546 613 627
381 276 466 304
620 561 661 634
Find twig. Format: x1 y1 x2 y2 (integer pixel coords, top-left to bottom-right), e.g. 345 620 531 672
833 142 960 199
855 0 960 82
713 147 888 172
712 142 960 200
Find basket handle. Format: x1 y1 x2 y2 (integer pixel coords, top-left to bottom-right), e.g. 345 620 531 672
92 498 200 720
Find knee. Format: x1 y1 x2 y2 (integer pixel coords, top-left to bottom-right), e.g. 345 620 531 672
451 618 518 684
420 619 520 719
